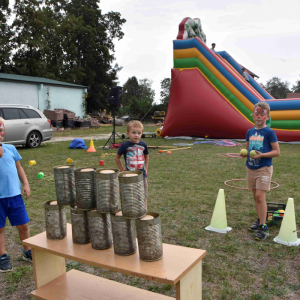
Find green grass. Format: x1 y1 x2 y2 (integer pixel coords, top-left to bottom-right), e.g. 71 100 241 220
1 134 300 299
52 124 160 137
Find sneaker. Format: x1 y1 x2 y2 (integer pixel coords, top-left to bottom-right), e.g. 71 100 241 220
249 218 260 232
22 249 32 263
255 224 269 240
0 254 13 272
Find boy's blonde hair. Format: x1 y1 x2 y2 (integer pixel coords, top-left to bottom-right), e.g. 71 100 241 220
253 102 270 115
0 117 5 124
127 120 144 132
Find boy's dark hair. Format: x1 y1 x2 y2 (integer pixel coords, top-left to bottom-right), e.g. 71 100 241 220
212 43 216 46
241 67 245 72
127 120 144 132
254 102 270 115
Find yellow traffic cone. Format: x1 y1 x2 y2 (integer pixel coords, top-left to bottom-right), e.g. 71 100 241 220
205 189 232 233
87 138 96 153
273 198 300 246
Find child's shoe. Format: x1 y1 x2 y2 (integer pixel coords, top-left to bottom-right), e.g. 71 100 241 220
22 249 32 263
0 254 13 272
255 224 269 240
248 218 260 232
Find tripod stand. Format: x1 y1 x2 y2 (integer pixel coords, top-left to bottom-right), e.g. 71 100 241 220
103 105 125 149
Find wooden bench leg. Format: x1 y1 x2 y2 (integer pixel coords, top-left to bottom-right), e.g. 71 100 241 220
32 248 66 289
176 261 202 300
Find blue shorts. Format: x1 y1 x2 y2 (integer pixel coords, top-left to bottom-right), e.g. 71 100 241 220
0 195 30 228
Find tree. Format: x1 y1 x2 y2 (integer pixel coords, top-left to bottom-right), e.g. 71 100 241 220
292 78 300 93
160 77 171 110
122 76 140 107
12 0 48 77
261 77 291 99
120 77 155 118
0 0 13 73
2 0 126 112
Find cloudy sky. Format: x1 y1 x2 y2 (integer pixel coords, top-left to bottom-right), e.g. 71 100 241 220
100 0 300 102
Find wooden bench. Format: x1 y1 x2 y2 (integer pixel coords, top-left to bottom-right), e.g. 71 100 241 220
23 224 206 300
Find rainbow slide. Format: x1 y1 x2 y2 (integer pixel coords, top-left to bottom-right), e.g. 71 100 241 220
161 37 300 142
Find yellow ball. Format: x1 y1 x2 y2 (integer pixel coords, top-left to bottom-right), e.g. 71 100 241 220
240 149 247 156
67 158 73 163
250 150 257 157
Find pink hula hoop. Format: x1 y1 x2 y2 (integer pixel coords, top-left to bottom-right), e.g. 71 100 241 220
224 178 280 190
217 153 242 158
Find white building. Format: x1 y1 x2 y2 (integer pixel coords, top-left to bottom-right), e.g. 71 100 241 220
0 73 87 118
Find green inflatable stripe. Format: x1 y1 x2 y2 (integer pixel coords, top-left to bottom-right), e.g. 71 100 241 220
174 58 300 130
271 120 300 130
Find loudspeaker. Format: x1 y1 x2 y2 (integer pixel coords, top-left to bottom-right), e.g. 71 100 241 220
109 86 122 106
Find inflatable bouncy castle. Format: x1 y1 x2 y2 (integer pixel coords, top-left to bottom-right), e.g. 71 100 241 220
160 17 300 142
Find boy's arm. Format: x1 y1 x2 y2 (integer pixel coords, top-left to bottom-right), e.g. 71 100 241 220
16 161 31 199
144 154 149 175
252 142 280 159
115 154 126 172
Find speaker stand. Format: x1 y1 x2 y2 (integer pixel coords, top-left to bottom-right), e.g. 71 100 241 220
103 105 125 149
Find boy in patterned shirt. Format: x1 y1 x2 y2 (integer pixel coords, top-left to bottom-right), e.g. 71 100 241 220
115 121 149 208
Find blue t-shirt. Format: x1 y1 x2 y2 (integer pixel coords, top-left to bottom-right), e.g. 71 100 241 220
0 144 22 198
246 127 278 169
117 141 149 177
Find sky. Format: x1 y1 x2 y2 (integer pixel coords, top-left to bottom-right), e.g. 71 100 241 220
100 0 300 102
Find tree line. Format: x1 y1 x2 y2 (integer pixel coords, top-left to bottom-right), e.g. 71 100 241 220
0 0 125 112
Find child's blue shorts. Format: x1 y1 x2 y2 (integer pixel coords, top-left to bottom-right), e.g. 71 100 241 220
0 195 30 228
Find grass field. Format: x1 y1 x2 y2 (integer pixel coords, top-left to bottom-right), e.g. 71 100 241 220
1 126 300 299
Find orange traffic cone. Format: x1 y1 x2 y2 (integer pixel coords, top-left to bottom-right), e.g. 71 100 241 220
87 138 96 152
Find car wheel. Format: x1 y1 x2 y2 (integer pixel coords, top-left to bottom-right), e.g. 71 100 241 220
27 131 42 148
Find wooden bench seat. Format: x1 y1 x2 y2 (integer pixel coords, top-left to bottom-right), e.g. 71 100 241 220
31 269 174 300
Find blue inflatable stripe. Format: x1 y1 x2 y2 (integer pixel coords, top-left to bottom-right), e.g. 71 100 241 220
217 51 273 100
173 39 300 111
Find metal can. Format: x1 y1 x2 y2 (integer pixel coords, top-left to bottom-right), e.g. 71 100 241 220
70 206 90 244
111 212 136 256
44 200 67 240
136 213 163 262
95 169 119 213
87 210 113 250
119 171 146 219
75 167 96 210
53 165 76 206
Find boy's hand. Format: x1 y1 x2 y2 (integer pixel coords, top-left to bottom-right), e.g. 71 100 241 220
250 150 262 159
22 184 31 200
0 144 4 158
240 148 248 158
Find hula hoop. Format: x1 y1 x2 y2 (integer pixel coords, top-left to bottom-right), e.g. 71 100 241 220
224 178 280 190
217 153 242 158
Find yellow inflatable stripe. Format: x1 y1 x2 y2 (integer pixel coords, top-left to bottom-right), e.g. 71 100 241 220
271 110 300 120
174 48 254 111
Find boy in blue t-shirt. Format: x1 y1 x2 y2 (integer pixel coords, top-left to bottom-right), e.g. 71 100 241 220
0 117 32 272
241 103 280 240
115 120 149 208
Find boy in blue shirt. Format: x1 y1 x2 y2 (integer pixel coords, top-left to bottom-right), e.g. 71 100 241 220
241 103 280 240
0 117 32 272
115 120 149 208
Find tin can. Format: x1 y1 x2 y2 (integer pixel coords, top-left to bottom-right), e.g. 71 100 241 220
87 210 113 250
44 200 67 240
136 213 163 261
119 171 146 219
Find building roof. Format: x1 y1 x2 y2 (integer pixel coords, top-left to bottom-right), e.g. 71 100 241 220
0 73 87 88
287 93 300 99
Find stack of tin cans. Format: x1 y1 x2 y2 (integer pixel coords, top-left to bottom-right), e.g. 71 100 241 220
45 166 163 261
